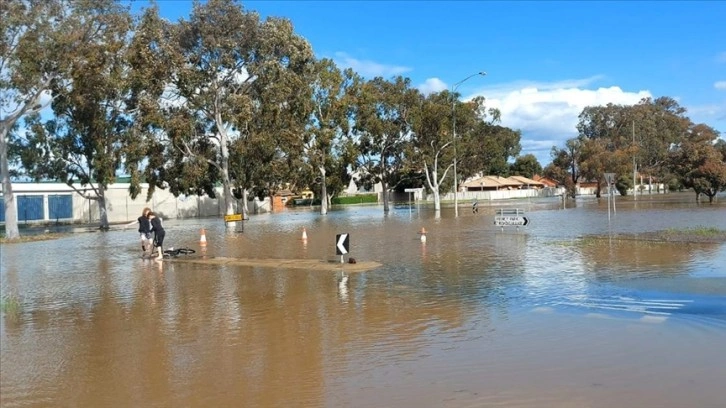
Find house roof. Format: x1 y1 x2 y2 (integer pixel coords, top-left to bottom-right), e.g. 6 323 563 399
532 175 558 187
463 175 522 188
508 175 545 187
274 189 295 197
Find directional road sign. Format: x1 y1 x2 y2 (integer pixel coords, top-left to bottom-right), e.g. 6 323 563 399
224 213 243 222
604 172 616 184
336 233 350 255
494 216 529 226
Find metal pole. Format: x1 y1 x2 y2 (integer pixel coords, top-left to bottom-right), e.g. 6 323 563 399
451 71 486 218
607 185 611 222
633 121 637 201
452 91 458 218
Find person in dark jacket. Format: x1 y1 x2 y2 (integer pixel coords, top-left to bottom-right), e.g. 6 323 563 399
148 211 166 261
125 207 152 256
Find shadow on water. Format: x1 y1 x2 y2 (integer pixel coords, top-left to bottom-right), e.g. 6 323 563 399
2 192 725 407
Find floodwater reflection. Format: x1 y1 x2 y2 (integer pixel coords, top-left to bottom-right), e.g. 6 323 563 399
2 194 726 407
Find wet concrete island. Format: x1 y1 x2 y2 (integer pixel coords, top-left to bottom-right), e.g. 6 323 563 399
169 256 383 273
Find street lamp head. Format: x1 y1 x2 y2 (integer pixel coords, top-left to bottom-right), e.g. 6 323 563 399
478 71 487 76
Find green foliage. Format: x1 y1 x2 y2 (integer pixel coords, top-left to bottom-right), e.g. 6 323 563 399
615 175 632 196
332 194 378 205
14 0 134 229
1 293 22 317
510 154 542 178
354 76 419 212
669 124 726 202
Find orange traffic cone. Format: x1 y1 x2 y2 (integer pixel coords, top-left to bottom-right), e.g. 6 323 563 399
200 228 207 246
420 227 427 243
302 227 308 240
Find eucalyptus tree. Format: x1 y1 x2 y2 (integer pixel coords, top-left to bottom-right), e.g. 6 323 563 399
12 0 134 230
458 120 521 181
669 124 726 203
299 59 360 214
1 0 113 238
408 90 454 212
577 97 690 183
510 154 543 178
152 0 312 225
354 76 419 213
124 4 177 201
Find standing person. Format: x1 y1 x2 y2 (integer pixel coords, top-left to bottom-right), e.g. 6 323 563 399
148 211 165 261
125 207 153 256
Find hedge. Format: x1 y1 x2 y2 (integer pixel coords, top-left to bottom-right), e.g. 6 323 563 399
331 194 378 205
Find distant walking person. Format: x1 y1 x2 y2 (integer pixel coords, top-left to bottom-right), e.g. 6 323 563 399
148 212 166 261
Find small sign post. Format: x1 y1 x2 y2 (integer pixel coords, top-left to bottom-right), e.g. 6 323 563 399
604 173 615 221
494 208 528 231
336 233 350 263
224 213 243 222
404 188 423 215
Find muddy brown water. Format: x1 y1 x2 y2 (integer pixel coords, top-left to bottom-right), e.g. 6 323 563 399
2 193 725 407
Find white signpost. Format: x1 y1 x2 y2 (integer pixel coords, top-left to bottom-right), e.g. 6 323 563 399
404 188 423 215
336 233 350 263
494 208 528 230
604 173 616 221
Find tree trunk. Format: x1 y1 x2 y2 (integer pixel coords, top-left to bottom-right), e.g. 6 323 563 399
382 180 389 212
242 189 250 218
98 189 109 230
0 125 20 239
219 134 236 228
319 166 328 215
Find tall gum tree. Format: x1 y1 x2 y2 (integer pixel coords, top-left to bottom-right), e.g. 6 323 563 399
355 76 419 213
6 0 133 231
1 0 101 239
155 0 312 227
409 90 456 213
669 124 726 203
303 59 360 215
0 0 130 233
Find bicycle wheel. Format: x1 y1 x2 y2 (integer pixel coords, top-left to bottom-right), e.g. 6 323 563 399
176 248 196 255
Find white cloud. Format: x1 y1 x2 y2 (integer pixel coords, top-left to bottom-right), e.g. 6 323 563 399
717 52 726 63
418 77 448 95
714 81 726 91
689 103 726 122
333 52 411 78
466 78 651 165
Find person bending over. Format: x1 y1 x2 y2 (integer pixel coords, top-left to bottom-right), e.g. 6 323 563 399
124 207 153 256
148 212 166 261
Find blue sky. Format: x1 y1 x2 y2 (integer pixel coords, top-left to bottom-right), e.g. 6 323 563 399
130 0 726 165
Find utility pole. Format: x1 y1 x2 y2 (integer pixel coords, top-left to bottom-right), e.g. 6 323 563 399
632 120 637 201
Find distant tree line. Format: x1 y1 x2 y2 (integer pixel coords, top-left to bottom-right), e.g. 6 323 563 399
543 97 726 202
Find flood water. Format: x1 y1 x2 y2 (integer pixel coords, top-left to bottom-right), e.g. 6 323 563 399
2 193 726 407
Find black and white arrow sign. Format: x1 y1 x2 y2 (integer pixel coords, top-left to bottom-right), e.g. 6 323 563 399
336 233 350 255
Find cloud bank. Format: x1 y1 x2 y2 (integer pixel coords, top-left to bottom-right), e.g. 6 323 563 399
418 77 448 95
333 52 411 78
715 81 726 91
415 76 652 164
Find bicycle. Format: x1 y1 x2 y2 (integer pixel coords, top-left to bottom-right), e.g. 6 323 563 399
148 247 196 258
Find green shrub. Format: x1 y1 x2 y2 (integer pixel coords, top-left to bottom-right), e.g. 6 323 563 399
332 194 378 205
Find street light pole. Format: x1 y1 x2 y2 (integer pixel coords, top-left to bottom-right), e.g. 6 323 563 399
452 71 486 218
